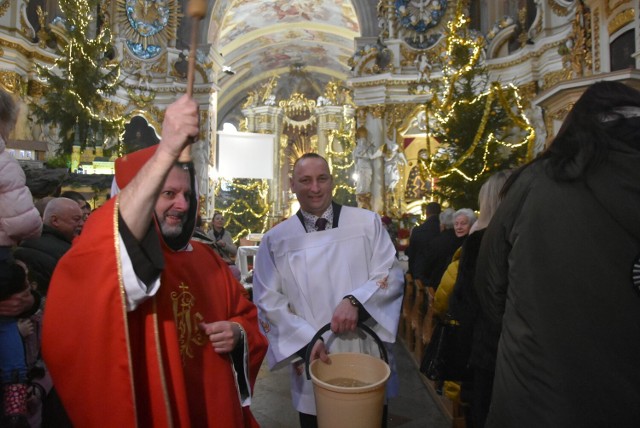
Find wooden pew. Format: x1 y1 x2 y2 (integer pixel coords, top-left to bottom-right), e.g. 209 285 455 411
399 273 414 342
417 286 436 363
411 279 427 360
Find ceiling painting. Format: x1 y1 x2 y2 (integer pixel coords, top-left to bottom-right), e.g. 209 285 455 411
209 0 363 126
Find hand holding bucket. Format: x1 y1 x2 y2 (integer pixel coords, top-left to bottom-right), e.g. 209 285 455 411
304 322 391 428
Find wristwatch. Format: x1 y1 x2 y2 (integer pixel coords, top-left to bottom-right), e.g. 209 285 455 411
344 295 359 307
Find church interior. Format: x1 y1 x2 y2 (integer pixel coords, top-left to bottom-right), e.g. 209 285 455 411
2 1 639 426
3 0 638 239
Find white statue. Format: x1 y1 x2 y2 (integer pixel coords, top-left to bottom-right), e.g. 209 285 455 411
384 136 407 191
415 54 431 82
354 126 382 195
264 94 276 106
530 105 547 156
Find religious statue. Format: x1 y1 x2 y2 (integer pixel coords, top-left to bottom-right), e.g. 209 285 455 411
384 137 407 192
353 126 382 195
415 54 431 82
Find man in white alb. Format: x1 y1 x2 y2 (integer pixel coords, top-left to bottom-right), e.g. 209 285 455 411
252 153 404 427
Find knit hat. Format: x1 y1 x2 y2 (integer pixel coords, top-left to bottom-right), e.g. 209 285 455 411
0 260 27 301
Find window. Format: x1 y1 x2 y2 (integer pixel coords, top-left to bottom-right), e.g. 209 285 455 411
610 29 636 71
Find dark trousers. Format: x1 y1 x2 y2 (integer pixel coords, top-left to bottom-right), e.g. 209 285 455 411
42 388 72 428
470 368 494 428
299 405 388 428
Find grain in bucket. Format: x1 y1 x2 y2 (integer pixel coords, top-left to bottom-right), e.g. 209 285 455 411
306 323 391 428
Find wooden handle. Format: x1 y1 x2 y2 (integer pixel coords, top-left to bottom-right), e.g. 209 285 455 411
187 0 207 18
178 0 207 163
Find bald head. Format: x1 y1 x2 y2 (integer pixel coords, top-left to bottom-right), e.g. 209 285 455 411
43 197 84 241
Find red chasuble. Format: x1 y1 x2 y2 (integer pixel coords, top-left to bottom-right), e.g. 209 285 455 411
42 197 267 427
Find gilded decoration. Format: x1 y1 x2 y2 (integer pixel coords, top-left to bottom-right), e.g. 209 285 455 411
122 51 168 76
608 9 635 35
349 44 394 77
0 39 55 64
126 87 156 108
488 40 563 70
0 71 22 94
548 0 571 17
517 82 538 108
28 80 47 98
606 0 628 17
395 0 449 49
128 108 162 132
400 43 444 68
20 10 35 40
593 8 601 71
170 282 207 362
541 70 569 91
0 0 9 18
389 104 420 131
550 103 575 123
561 0 592 78
280 93 316 117
544 114 554 144
170 58 209 84
117 0 179 59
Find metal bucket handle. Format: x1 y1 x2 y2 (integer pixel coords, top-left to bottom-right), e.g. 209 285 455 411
305 321 389 380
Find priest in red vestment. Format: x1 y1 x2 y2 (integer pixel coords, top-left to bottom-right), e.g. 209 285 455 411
42 95 268 427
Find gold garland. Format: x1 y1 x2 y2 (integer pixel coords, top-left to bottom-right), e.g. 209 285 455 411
416 3 534 183
215 179 271 241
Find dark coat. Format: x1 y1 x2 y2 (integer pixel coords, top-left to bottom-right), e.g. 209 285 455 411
475 148 640 427
407 215 440 276
414 228 464 287
14 225 72 294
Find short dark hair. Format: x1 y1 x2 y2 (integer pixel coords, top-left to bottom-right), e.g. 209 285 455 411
0 260 28 301
425 202 441 216
292 153 330 176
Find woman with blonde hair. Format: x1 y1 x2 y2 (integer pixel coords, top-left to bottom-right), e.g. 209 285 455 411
430 170 511 428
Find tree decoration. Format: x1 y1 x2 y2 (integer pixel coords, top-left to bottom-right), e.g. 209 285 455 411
215 178 271 242
31 0 123 156
417 2 533 209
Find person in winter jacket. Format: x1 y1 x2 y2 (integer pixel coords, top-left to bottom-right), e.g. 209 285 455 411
0 88 42 262
475 81 640 427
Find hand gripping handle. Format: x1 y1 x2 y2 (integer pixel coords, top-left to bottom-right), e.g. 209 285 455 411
304 322 388 380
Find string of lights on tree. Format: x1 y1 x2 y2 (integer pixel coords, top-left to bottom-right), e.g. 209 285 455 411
325 115 357 206
417 1 534 209
31 0 124 157
215 178 270 242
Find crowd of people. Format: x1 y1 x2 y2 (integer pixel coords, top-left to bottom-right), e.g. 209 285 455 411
1 80 639 428
405 80 640 428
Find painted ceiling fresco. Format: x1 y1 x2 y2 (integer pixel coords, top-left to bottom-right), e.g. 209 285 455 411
207 0 363 126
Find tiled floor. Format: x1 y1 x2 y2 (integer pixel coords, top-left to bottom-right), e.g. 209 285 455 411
251 341 450 427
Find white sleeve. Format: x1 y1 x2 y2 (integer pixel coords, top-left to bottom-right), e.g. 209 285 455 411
118 233 161 311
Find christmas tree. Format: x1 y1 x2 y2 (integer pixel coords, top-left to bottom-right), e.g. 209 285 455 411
30 0 123 156
419 4 532 210
326 121 357 207
215 179 271 242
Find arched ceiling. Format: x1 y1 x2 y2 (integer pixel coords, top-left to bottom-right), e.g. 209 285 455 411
205 0 379 128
